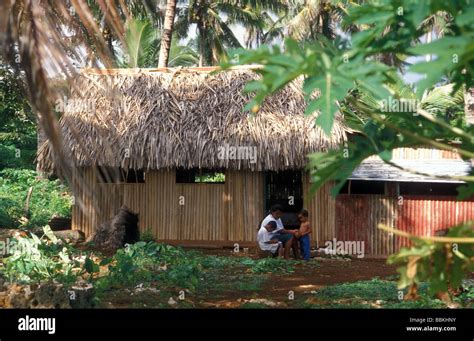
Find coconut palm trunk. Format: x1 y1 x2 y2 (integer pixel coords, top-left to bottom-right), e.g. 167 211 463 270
197 23 206 67
158 0 177 68
465 88 474 125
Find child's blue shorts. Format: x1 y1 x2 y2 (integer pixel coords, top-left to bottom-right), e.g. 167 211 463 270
299 234 311 261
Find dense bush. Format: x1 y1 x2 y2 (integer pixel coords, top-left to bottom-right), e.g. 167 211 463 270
0 62 37 170
0 168 72 228
0 144 36 170
2 226 86 284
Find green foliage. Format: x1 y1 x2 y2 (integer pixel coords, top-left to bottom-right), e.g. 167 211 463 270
316 278 399 301
309 278 447 309
116 18 199 68
92 241 301 292
175 0 285 65
0 63 36 169
194 172 225 183
95 242 165 289
2 226 85 284
243 257 297 274
139 228 155 242
0 169 72 228
230 37 392 134
387 223 474 296
118 18 160 68
94 242 196 290
225 0 474 191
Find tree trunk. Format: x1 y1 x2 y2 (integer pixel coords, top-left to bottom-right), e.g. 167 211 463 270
36 124 47 177
158 0 177 68
23 186 33 220
465 88 474 125
198 23 206 67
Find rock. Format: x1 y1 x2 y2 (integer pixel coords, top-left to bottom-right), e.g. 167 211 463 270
68 282 95 308
0 283 47 308
168 297 177 306
30 282 70 309
246 298 281 307
257 249 274 258
48 217 72 231
53 230 85 244
0 280 95 309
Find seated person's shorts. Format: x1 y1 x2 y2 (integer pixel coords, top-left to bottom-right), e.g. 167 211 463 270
271 233 293 244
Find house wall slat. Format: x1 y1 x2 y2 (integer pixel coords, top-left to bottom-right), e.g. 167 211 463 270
302 174 337 247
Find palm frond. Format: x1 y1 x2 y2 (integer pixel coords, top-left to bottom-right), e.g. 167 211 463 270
168 38 199 67
119 18 160 68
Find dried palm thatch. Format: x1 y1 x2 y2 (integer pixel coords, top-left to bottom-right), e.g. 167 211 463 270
37 66 348 172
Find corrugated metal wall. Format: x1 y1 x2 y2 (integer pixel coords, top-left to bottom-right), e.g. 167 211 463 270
366 147 461 160
396 196 474 250
335 195 474 256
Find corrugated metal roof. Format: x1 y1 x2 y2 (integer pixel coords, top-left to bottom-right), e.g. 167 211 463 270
349 159 472 183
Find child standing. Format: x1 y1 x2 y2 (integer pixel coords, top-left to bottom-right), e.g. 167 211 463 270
295 209 312 261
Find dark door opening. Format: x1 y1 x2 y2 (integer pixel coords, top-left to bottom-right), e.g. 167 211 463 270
264 170 303 229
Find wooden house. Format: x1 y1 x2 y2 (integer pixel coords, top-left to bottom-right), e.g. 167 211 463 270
37 67 474 256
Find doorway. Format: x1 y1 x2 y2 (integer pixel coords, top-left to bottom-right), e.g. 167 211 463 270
264 170 303 229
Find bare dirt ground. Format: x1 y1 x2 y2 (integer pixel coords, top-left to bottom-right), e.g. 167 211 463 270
99 262 397 308
264 258 396 296
99 250 398 309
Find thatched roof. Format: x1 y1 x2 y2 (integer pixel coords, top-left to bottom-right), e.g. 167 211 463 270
37 66 348 173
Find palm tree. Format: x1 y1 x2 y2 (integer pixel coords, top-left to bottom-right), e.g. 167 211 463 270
117 18 198 68
174 0 283 66
283 0 349 41
168 38 199 66
158 0 177 67
118 19 161 68
243 4 287 48
342 82 467 134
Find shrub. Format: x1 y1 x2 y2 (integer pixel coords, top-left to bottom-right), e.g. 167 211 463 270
2 226 85 284
139 229 155 242
0 168 72 228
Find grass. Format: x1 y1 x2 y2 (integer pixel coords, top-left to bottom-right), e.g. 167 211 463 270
299 278 451 309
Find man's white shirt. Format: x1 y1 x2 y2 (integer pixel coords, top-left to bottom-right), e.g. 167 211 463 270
260 213 284 238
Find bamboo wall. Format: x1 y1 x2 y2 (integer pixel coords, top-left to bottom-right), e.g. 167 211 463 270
72 168 266 242
224 170 265 241
302 175 337 248
72 168 335 245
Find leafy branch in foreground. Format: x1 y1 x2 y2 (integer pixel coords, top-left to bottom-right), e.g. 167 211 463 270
382 223 474 302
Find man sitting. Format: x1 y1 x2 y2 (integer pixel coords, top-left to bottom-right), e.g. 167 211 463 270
258 205 295 259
